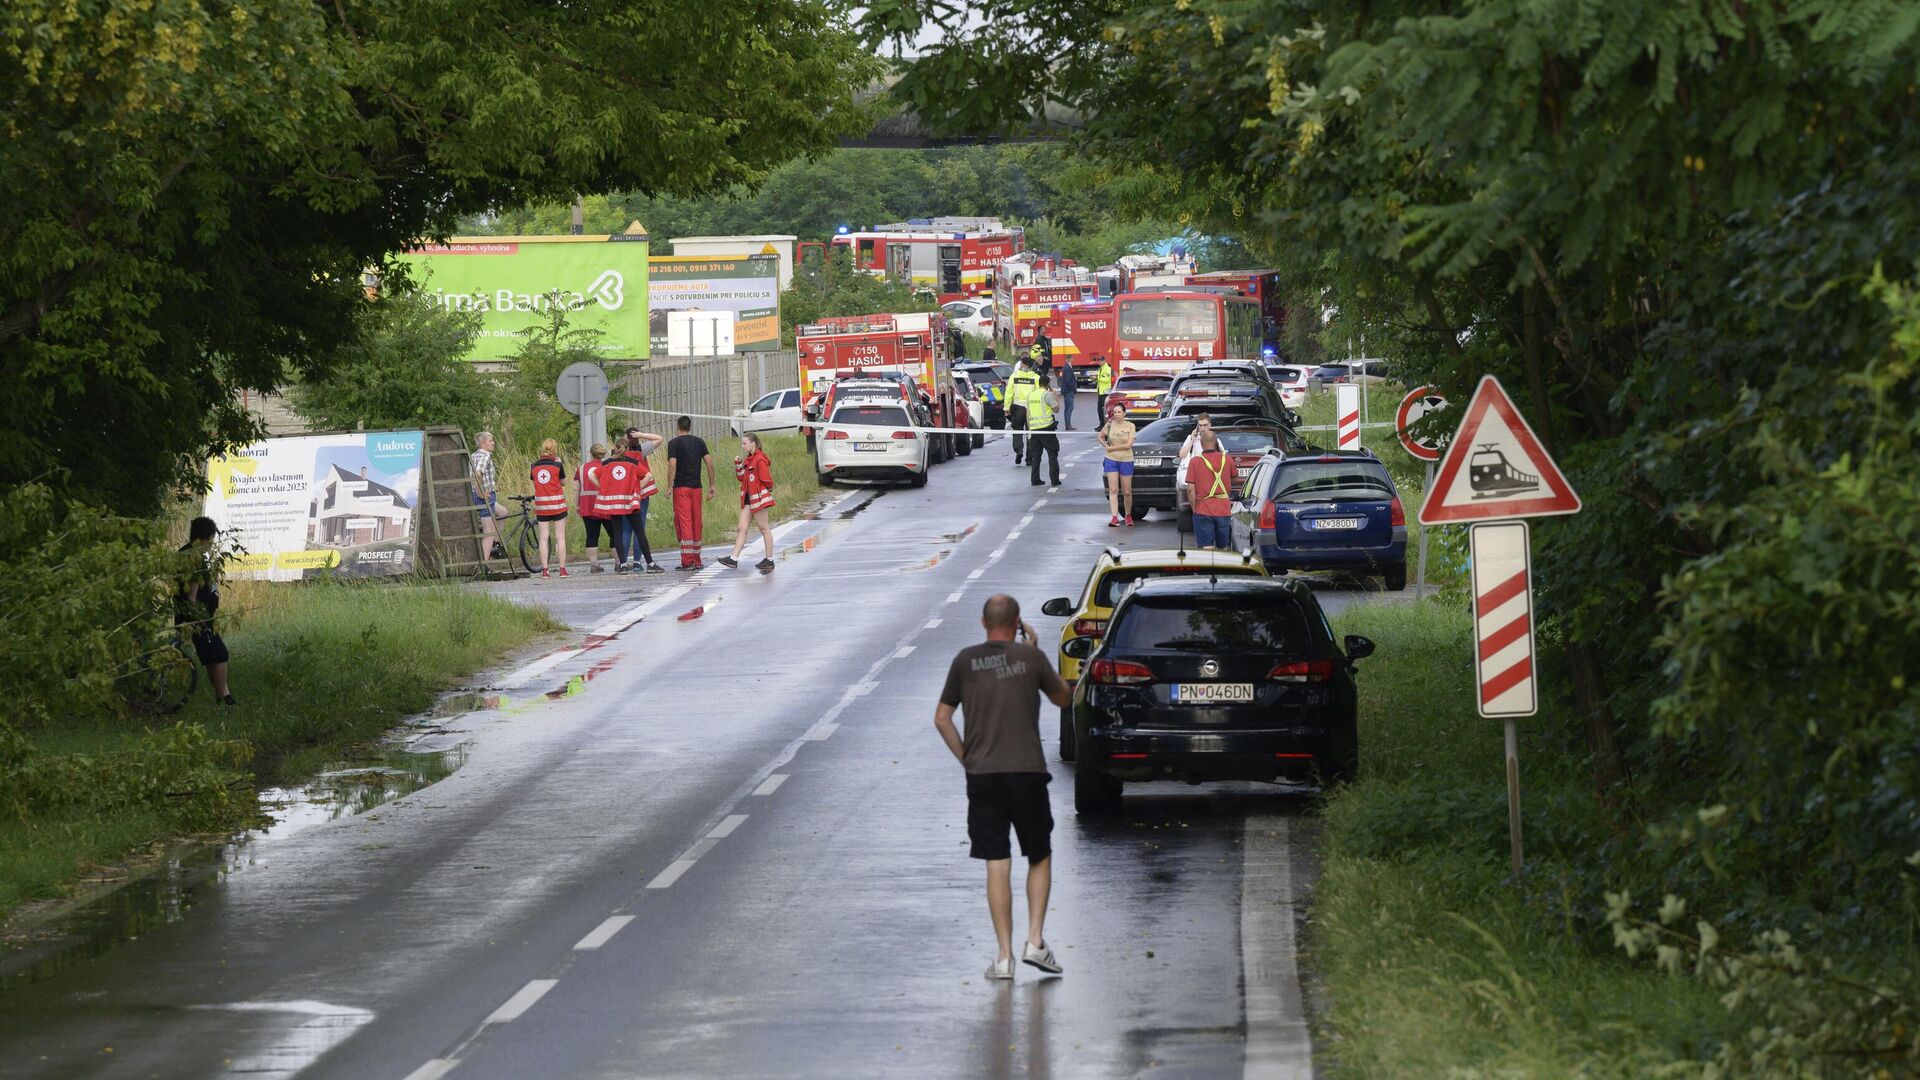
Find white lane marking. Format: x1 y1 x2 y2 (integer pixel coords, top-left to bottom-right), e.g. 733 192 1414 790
990 548 1007 559
805 721 839 741
403 1060 459 1080
894 645 916 658
485 980 558 1024
497 647 583 690
1242 816 1312 1079
1049 486 1060 493
708 814 749 838
1031 499 1048 509
647 860 698 890
573 915 635 951
1006 531 1021 540
924 619 942 629
683 837 722 860
946 590 965 603
967 569 985 580
1018 515 1035 527
753 773 789 796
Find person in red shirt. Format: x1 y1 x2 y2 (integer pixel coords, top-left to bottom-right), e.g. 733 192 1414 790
611 428 666 574
530 439 569 578
718 433 777 571
1184 430 1236 550
575 442 612 573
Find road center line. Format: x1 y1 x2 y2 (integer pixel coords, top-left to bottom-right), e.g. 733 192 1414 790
402 1060 459 1080
894 645 916 657
752 773 789 796
646 859 698 890
573 915 634 951
1242 816 1312 1079
945 590 965 603
484 980 558 1024
924 618 942 629
707 814 749 838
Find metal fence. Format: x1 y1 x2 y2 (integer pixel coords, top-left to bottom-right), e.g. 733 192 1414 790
606 351 800 446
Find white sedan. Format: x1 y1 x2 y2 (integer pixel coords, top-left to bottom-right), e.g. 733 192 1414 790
940 298 996 337
1265 364 1310 409
732 388 804 435
814 400 930 487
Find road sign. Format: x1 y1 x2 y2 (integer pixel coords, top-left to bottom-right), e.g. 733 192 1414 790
555 362 610 416
1418 375 1580 525
1335 383 1361 450
1395 386 1450 462
1470 522 1537 718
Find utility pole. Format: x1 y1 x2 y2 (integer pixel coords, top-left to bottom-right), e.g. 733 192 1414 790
570 196 585 235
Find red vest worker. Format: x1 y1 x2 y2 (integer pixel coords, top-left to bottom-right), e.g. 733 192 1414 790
718 433 778 571
529 440 570 578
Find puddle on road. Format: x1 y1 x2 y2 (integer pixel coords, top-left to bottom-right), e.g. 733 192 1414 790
0 740 468 990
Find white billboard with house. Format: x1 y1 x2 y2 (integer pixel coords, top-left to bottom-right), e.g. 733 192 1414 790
204 430 424 581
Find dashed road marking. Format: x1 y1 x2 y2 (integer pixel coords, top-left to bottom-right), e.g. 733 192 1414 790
573 915 634 951
485 980 557 1024
403 1060 459 1080
646 860 698 890
894 645 916 657
753 773 788 796
1006 531 1021 540
805 721 839 741
708 814 749 838
967 568 985 580
946 590 965 603
924 618 942 629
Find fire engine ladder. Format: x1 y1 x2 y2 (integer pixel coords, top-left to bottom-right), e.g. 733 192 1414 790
419 427 514 579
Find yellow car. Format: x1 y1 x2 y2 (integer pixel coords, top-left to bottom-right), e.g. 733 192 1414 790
1039 546 1269 760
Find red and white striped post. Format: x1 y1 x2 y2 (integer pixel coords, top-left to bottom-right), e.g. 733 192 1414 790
1335 383 1361 450
1470 521 1536 875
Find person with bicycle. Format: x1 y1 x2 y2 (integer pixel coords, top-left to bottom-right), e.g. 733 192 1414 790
176 516 235 705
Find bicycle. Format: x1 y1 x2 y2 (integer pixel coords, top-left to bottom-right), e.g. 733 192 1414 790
122 612 199 715
494 494 541 576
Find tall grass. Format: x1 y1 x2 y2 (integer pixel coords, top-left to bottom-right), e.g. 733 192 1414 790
1312 601 1724 1075
488 432 821 562
2 581 555 915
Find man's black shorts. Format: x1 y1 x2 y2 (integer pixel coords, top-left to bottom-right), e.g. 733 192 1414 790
190 627 229 667
966 772 1053 862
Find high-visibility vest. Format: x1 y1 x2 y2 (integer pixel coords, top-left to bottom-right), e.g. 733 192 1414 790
1008 368 1040 414
1191 451 1233 516
576 460 603 518
1095 363 1113 395
596 457 636 515
530 458 566 515
1027 386 1057 429
736 450 776 512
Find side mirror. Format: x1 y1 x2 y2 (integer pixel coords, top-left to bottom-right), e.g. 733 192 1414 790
1285 409 1302 427
1344 634 1376 662
1061 636 1098 660
1040 597 1073 618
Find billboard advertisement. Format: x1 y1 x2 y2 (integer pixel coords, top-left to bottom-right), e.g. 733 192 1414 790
647 255 781 353
394 236 651 360
204 431 425 581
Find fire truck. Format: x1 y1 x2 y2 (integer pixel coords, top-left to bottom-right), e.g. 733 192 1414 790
799 218 1023 304
1112 289 1265 376
1107 252 1199 293
994 254 1097 351
794 312 964 463
1038 299 1118 380
1184 269 1286 352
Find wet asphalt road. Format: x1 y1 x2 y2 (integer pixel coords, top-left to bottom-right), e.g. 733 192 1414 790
3 419 1397 1079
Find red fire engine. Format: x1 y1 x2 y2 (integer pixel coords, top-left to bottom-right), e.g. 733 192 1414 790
797 218 1023 304
794 312 964 462
1184 269 1286 352
994 255 1097 350
1112 290 1265 376
1038 299 1117 377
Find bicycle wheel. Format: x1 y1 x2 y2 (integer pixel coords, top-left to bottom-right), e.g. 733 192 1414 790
128 637 198 714
513 517 539 576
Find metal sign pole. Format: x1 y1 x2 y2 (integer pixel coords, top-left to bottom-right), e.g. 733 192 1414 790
1415 461 1434 596
1505 715 1524 875
576 373 594 467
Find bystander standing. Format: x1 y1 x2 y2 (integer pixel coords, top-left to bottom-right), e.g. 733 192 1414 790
175 516 236 706
471 431 502 559
665 416 716 571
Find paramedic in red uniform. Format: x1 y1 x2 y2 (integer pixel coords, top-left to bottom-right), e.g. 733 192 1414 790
530 439 569 578
575 442 612 573
615 428 667 574
718 433 776 571
665 416 715 571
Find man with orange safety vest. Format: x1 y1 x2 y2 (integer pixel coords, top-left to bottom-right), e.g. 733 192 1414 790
1184 430 1235 550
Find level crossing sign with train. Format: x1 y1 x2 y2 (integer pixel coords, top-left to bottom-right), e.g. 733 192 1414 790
1417 375 1581 525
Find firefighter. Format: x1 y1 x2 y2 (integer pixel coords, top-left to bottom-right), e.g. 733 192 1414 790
1006 358 1041 466
1026 373 1061 488
1093 356 1113 420
530 439 569 578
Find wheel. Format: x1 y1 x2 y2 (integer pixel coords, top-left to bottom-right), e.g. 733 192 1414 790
817 471 834 487
973 432 985 449
1074 761 1122 815
1383 562 1407 591
957 434 972 456
1058 704 1077 762
909 470 928 488
127 636 197 714
514 521 539 576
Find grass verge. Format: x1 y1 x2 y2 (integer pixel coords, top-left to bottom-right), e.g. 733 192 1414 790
1314 600 1725 1075
1 580 556 917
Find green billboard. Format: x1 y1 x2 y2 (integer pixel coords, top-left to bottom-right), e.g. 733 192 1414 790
395 236 652 360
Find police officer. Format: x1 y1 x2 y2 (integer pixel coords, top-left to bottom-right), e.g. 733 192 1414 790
1026 373 1062 488
1007 356 1041 466
1093 356 1113 420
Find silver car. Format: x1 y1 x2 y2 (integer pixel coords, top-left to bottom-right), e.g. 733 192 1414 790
815 400 931 488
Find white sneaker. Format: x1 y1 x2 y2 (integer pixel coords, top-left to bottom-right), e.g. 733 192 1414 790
985 956 1014 981
1022 941 1063 974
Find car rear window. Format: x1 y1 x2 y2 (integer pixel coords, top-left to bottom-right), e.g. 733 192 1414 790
1270 460 1394 502
1135 416 1197 442
1094 565 1263 607
1217 430 1280 453
831 405 910 426
1115 375 1172 391
1109 594 1312 651
1267 366 1304 383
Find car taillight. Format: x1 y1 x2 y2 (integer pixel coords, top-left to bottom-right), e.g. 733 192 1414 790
1257 500 1276 530
1089 659 1154 685
1072 618 1107 638
891 430 918 439
823 430 849 440
1389 497 1405 526
1268 659 1335 683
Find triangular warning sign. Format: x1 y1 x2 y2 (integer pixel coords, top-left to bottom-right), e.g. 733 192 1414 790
1418 375 1581 525
761 242 779 255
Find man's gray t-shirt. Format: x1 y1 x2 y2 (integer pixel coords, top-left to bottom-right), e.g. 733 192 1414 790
939 641 1068 775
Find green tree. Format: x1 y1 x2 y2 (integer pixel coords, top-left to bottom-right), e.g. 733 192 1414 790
292 290 497 435
1 0 877 512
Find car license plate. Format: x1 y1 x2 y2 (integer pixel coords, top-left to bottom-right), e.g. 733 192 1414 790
1172 683 1255 703
854 442 889 452
1313 517 1363 530
1134 456 1164 468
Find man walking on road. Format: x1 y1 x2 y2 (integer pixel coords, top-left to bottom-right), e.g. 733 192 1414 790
665 416 715 571
1007 358 1039 466
1026 374 1062 488
933 594 1073 981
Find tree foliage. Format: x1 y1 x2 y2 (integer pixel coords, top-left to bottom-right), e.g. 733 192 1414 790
292 290 497 436
1 0 877 512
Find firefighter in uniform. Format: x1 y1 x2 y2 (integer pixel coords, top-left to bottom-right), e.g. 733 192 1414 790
1006 358 1041 466
1026 373 1061 488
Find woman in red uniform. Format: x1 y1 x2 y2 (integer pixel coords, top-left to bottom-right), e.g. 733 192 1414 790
718 433 777 570
530 439 569 578
575 442 611 573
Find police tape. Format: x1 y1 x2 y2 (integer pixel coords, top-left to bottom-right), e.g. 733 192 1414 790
604 403 1401 439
